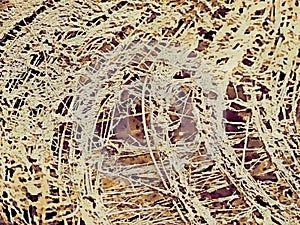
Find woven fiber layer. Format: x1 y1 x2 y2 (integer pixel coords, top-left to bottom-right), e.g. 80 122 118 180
0 0 299 224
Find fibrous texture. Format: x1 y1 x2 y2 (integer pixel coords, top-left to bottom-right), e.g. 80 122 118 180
73 39 223 178
0 0 299 224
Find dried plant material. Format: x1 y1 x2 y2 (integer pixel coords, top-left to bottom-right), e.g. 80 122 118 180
73 40 224 195
0 0 299 224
